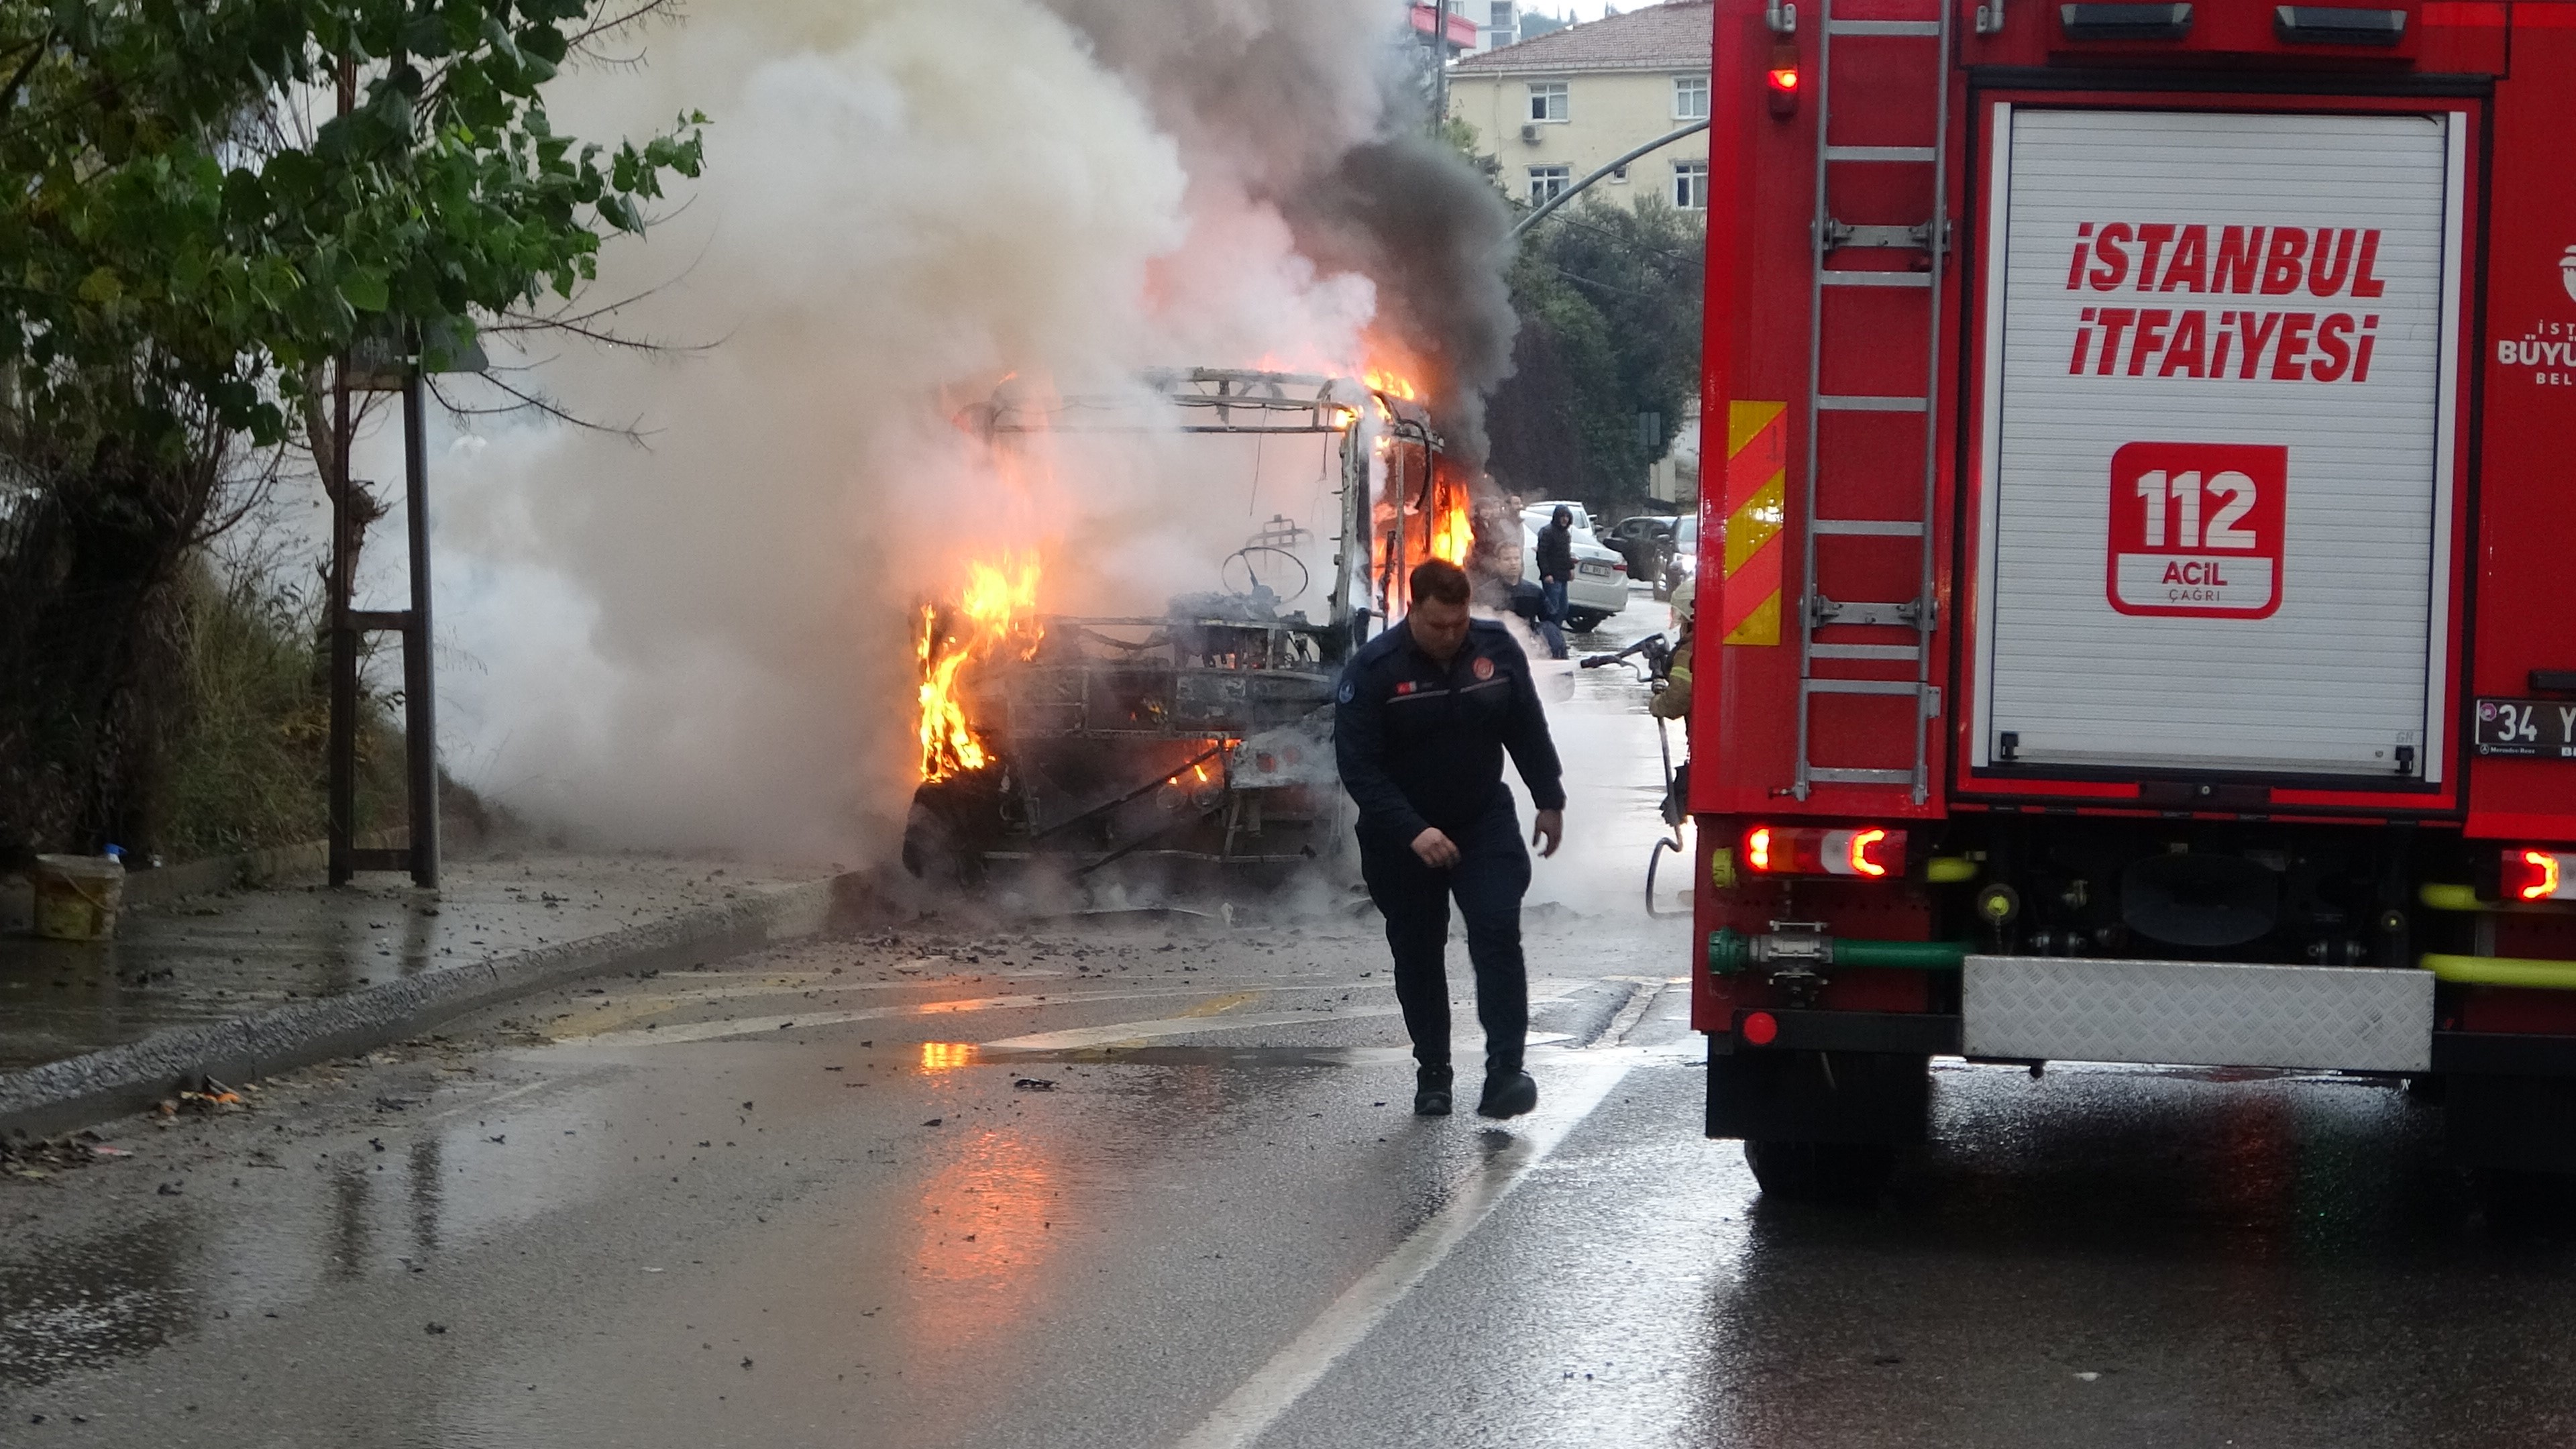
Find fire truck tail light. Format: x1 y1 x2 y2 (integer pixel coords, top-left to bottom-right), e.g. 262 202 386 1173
1738 824 1908 879
2504 848 2573 903
1847 827 1890 878
1766 43 1800 118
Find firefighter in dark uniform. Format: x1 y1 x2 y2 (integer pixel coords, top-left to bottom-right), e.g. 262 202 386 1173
1336 559 1566 1119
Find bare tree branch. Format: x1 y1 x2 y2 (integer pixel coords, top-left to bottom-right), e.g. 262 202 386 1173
427 372 657 445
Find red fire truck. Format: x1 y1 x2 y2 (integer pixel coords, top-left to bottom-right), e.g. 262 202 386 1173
1688 0 2576 1196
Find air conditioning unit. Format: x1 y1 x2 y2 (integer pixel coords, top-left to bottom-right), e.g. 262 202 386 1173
1520 123 1541 142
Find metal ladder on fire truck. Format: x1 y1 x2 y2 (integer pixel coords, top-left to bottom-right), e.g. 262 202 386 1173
1779 0 1952 803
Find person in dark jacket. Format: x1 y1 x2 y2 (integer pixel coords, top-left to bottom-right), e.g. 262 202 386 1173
1532 505 1575 659
1336 559 1565 1119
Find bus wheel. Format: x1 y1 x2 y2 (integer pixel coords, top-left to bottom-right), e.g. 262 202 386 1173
900 800 984 888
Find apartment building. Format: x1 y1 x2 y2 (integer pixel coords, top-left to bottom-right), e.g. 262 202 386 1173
1448 2 1713 215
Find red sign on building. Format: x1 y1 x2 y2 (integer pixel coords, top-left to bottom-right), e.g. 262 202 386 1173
1411 2 1481 48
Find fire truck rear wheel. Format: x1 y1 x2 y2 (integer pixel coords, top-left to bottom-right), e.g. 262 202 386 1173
2473 1168 2576 1236
1742 1139 1896 1203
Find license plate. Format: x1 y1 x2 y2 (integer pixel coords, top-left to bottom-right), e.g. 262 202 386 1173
2475 698 2576 759
1577 562 1613 578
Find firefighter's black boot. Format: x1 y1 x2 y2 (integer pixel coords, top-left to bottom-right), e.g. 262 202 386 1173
1413 1063 1454 1116
1477 1069 1538 1120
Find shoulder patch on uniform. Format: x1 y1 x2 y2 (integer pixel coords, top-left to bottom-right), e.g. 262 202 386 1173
1338 679 1354 703
1472 655 1495 681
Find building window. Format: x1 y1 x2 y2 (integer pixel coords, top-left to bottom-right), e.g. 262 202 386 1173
1672 160 1708 210
1674 74 1710 119
1529 165 1572 205
1527 81 1568 122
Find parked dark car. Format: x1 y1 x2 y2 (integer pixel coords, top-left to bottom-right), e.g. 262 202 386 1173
1606 514 1678 582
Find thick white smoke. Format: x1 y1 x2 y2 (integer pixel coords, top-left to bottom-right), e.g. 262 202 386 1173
405 0 1508 861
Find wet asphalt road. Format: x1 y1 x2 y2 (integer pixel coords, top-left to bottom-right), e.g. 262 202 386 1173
9 922 2576 1449
10 605 2576 1447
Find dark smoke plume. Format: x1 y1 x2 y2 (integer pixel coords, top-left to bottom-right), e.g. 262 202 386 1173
1046 0 1520 466
1283 133 1518 468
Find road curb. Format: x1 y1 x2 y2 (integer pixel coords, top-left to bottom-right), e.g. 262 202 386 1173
0 871 868 1142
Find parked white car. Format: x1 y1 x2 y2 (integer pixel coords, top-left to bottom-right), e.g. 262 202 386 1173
1520 501 1627 631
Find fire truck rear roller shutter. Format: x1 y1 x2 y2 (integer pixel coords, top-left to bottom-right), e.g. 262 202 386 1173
1975 106 2461 780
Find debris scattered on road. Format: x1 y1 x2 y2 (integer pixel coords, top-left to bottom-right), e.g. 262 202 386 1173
158 1081 247 1118
1 1130 131 1176
1012 1078 1057 1091
427 1322 448 1335
922 1118 944 1128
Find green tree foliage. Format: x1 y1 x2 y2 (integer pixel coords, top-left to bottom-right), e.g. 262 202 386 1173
0 0 706 460
1487 198 1705 515
0 0 704 857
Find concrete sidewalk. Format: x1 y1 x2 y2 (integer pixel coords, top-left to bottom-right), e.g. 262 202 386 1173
0 853 857 1138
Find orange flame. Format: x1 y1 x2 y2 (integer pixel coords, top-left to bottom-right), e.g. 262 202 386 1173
1364 368 1419 402
1430 491 1472 566
916 553 1042 783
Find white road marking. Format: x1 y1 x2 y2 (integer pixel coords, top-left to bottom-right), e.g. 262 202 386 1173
554 989 1203 1048
424 1077 563 1124
979 980 1589 1053
983 1008 1406 1053
1167 1059 1633 1449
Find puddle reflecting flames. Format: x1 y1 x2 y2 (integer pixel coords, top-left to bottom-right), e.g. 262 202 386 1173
920 1041 979 1072
905 1129 1064 1332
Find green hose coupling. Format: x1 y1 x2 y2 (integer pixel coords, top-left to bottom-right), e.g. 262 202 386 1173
1706 928 1970 975
1707 927 1752 974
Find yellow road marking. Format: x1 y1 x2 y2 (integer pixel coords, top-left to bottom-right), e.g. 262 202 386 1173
1181 991 1263 1018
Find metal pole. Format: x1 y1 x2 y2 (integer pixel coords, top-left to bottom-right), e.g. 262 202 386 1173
402 345 439 888
326 56 357 888
1332 417 1362 642
328 376 356 887
1387 437 1408 619
1432 3 1450 138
